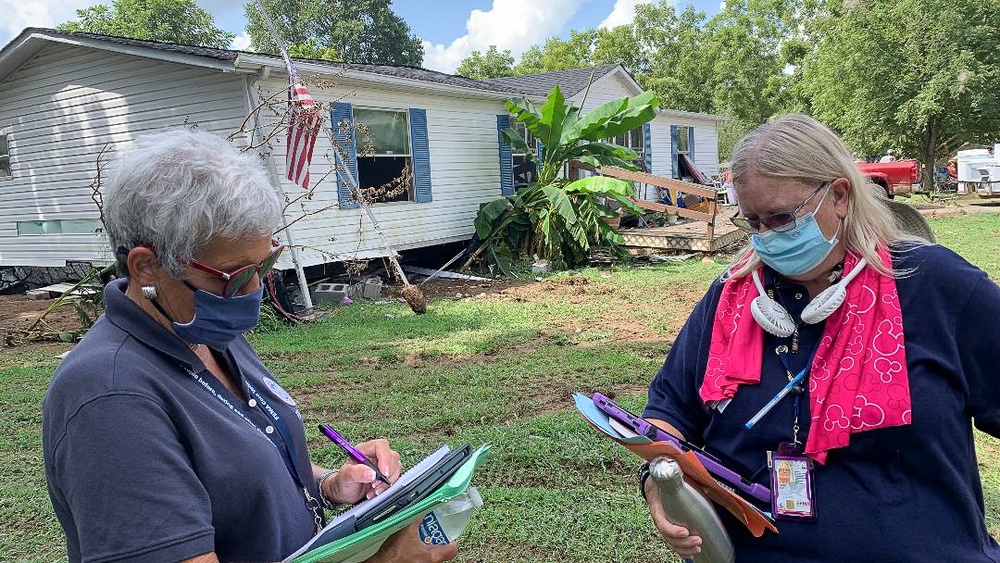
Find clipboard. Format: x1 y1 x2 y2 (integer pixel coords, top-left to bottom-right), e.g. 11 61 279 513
573 393 777 538
287 445 491 563
356 444 472 530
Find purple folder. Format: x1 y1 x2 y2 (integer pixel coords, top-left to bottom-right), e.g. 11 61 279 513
592 392 771 504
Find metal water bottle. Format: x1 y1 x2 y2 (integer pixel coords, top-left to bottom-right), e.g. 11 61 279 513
649 456 735 563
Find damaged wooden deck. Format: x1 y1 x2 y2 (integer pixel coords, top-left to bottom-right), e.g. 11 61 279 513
620 205 746 253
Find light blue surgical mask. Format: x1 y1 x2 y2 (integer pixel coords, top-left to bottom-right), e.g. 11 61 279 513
169 283 264 350
750 188 841 276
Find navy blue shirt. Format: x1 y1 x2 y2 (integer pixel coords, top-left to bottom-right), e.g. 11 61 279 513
645 244 1000 562
43 279 318 562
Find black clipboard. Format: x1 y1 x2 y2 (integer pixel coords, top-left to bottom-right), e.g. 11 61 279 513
354 444 472 530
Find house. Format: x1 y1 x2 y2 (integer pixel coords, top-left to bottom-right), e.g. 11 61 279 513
0 28 725 281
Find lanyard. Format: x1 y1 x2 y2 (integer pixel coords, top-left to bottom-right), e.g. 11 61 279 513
183 364 325 532
745 345 813 430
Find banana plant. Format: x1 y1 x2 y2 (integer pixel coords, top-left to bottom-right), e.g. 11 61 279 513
473 85 659 274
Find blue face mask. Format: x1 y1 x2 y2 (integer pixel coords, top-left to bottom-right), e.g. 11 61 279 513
170 284 264 350
750 189 841 277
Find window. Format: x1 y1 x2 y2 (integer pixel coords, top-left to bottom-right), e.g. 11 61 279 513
510 120 538 190
17 219 104 235
675 126 691 155
609 127 646 168
0 134 10 178
354 108 412 204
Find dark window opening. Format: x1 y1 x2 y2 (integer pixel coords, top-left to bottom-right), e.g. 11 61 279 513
0 135 10 178
357 156 412 203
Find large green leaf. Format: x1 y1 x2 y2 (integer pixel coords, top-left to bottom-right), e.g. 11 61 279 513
563 176 635 197
474 198 513 239
505 97 540 133
539 184 578 225
537 86 567 160
562 97 629 143
500 127 533 158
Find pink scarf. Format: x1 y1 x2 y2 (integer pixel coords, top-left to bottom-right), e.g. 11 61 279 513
700 246 911 464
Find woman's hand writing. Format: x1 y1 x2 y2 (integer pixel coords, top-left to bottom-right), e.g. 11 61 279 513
325 438 402 504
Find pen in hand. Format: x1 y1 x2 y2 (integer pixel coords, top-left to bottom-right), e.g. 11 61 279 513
318 424 392 485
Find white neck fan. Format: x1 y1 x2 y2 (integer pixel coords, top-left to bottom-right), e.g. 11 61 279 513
749 257 869 336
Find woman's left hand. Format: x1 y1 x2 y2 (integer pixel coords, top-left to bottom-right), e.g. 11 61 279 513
325 439 402 504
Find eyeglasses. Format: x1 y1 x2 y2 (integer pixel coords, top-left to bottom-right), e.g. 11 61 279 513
731 181 832 233
186 240 285 297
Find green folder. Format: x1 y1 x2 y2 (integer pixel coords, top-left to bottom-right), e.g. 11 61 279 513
291 445 491 563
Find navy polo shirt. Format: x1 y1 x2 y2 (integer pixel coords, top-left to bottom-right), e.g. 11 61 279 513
645 244 1000 562
43 279 317 562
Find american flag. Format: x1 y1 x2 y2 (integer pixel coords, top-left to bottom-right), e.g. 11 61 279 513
286 70 322 190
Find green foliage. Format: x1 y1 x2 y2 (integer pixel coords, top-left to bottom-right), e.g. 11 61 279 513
245 0 423 66
805 0 1000 188
514 30 597 75
455 45 516 80
287 38 339 61
58 0 235 48
474 87 658 273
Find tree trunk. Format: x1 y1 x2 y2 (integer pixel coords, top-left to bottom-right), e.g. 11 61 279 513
922 120 938 193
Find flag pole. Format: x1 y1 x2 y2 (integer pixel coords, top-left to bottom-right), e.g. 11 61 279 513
252 0 315 310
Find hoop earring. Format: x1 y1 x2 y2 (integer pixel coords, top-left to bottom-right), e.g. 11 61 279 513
141 285 157 300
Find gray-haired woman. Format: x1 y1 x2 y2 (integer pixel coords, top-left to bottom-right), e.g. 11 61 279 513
641 114 1000 560
42 128 457 563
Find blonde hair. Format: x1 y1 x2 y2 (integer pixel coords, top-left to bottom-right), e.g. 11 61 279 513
726 114 925 279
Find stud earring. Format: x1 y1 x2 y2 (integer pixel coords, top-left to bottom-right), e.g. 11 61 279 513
141 285 157 300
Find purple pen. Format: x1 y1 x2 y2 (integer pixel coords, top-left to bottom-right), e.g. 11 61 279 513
318 424 391 485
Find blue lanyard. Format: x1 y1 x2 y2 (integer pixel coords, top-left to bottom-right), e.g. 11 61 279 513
184 366 304 487
745 346 813 430
182 363 325 532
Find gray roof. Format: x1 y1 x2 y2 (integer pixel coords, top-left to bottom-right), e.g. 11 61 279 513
481 64 622 97
7 30 632 98
12 28 512 93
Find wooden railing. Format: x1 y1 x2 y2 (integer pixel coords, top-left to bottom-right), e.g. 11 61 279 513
571 162 722 239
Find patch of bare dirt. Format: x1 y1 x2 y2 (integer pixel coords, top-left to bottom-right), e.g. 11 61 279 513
0 294 95 346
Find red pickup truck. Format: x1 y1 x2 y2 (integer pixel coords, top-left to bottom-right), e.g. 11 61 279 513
857 160 922 198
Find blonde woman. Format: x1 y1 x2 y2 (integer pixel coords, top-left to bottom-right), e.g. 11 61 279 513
640 114 1000 560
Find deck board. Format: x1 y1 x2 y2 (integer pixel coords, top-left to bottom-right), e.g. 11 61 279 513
620 205 747 253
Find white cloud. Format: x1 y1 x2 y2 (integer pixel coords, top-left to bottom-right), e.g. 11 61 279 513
230 32 252 51
421 0 581 74
598 0 657 29
0 0 94 47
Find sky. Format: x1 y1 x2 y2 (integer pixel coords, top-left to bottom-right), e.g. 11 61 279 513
0 0 721 73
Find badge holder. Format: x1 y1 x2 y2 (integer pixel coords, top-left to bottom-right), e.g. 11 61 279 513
767 442 816 520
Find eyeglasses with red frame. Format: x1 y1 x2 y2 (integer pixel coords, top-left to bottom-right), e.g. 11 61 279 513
186 240 285 298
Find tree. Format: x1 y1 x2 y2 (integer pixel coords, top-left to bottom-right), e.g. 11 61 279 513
471 87 658 273
455 45 515 80
245 0 423 66
804 0 1000 190
58 0 234 49
288 38 339 62
514 30 597 75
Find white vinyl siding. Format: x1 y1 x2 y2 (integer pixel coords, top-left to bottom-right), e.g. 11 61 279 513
0 43 248 267
254 76 512 270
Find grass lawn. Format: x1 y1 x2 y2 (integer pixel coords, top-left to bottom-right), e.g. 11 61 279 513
2 211 998 562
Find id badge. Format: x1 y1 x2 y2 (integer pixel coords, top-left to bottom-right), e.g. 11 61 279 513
767 442 816 520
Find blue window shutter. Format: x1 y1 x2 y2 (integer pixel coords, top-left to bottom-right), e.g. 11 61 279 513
536 140 544 162
497 115 514 196
642 123 652 173
331 102 359 208
670 125 679 179
688 127 696 163
409 108 432 203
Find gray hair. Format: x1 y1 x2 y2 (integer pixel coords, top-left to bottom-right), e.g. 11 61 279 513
727 114 924 279
104 128 283 278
